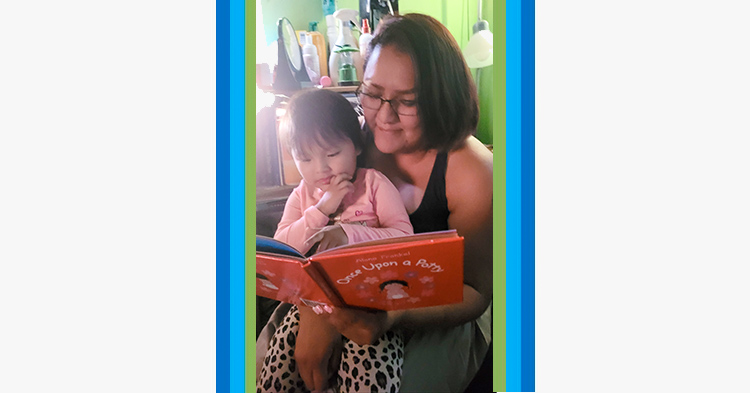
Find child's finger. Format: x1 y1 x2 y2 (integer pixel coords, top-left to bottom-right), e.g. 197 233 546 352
330 174 344 185
333 173 353 186
332 179 354 194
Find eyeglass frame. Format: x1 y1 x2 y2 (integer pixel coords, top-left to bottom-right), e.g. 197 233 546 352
355 85 419 117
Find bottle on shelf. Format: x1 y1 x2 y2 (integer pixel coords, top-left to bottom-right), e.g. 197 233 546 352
358 18 373 59
300 32 321 85
328 8 363 86
335 45 359 86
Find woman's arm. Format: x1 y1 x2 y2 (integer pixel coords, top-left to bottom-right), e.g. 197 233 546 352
443 137 494 310
325 138 494 344
295 306 343 391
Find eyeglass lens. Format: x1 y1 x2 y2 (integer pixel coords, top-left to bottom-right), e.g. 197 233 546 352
357 91 417 116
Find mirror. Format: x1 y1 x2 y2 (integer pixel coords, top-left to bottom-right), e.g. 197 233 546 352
274 17 311 92
281 18 302 71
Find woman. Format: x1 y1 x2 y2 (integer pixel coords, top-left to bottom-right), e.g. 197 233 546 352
257 14 493 392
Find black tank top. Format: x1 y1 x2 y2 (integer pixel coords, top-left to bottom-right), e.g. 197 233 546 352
409 152 450 233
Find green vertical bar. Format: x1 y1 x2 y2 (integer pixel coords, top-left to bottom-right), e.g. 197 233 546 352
246 0 257 390
494 0 507 391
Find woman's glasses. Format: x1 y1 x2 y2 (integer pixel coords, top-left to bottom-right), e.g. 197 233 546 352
355 86 418 117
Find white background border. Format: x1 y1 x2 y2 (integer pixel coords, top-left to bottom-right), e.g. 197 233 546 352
1 2 216 391
2 1 749 391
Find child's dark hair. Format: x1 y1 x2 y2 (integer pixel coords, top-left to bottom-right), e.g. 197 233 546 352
279 89 364 158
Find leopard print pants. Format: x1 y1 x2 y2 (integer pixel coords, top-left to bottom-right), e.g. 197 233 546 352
257 306 403 393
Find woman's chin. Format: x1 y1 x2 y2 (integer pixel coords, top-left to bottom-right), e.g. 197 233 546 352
374 134 403 154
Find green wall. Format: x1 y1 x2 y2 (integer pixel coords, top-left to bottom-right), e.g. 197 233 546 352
259 0 358 47
258 0 493 145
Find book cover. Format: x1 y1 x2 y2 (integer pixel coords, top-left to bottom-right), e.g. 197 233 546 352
255 230 464 310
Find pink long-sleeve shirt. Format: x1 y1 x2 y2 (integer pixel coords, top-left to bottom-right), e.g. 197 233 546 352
274 167 414 255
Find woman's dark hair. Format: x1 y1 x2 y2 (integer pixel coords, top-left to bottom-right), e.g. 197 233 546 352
279 89 364 158
365 13 479 152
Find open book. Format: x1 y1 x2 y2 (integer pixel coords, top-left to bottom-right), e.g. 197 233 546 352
255 230 464 311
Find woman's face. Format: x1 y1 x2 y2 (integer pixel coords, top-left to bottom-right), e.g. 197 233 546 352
362 45 423 155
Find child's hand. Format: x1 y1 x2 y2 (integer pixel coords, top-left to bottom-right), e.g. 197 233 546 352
315 173 354 216
306 225 349 252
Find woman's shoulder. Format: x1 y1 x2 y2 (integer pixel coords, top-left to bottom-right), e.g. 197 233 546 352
446 136 493 188
444 138 492 230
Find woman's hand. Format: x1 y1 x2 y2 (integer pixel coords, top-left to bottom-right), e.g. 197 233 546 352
316 305 402 346
306 225 348 252
296 306 343 391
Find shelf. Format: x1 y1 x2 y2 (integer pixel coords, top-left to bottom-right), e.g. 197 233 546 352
321 85 359 93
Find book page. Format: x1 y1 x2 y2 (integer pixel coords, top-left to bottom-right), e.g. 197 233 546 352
316 229 459 257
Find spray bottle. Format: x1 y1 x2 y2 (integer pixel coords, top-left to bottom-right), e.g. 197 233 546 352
328 8 363 86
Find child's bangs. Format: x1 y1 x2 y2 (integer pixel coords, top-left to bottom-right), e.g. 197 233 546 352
288 126 349 159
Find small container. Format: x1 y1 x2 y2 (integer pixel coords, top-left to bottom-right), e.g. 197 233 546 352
301 32 321 84
297 28 328 78
335 45 359 86
322 0 336 15
307 22 328 77
358 19 373 59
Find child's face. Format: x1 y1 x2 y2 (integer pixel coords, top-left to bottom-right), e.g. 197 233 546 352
292 138 360 192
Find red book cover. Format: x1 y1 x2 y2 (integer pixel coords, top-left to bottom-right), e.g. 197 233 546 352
255 230 464 310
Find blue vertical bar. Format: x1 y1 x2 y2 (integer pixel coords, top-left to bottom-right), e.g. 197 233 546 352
229 0 245 392
520 0 535 390
216 0 229 391
506 0 522 390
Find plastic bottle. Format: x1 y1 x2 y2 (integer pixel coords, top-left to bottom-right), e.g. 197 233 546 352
358 18 373 60
307 22 328 77
322 0 336 15
328 8 363 86
325 15 337 56
296 25 328 78
300 33 320 85
322 0 338 59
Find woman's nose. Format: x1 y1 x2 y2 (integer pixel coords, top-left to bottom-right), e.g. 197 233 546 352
375 99 399 124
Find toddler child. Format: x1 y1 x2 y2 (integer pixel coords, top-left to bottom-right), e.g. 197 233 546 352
257 89 412 393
